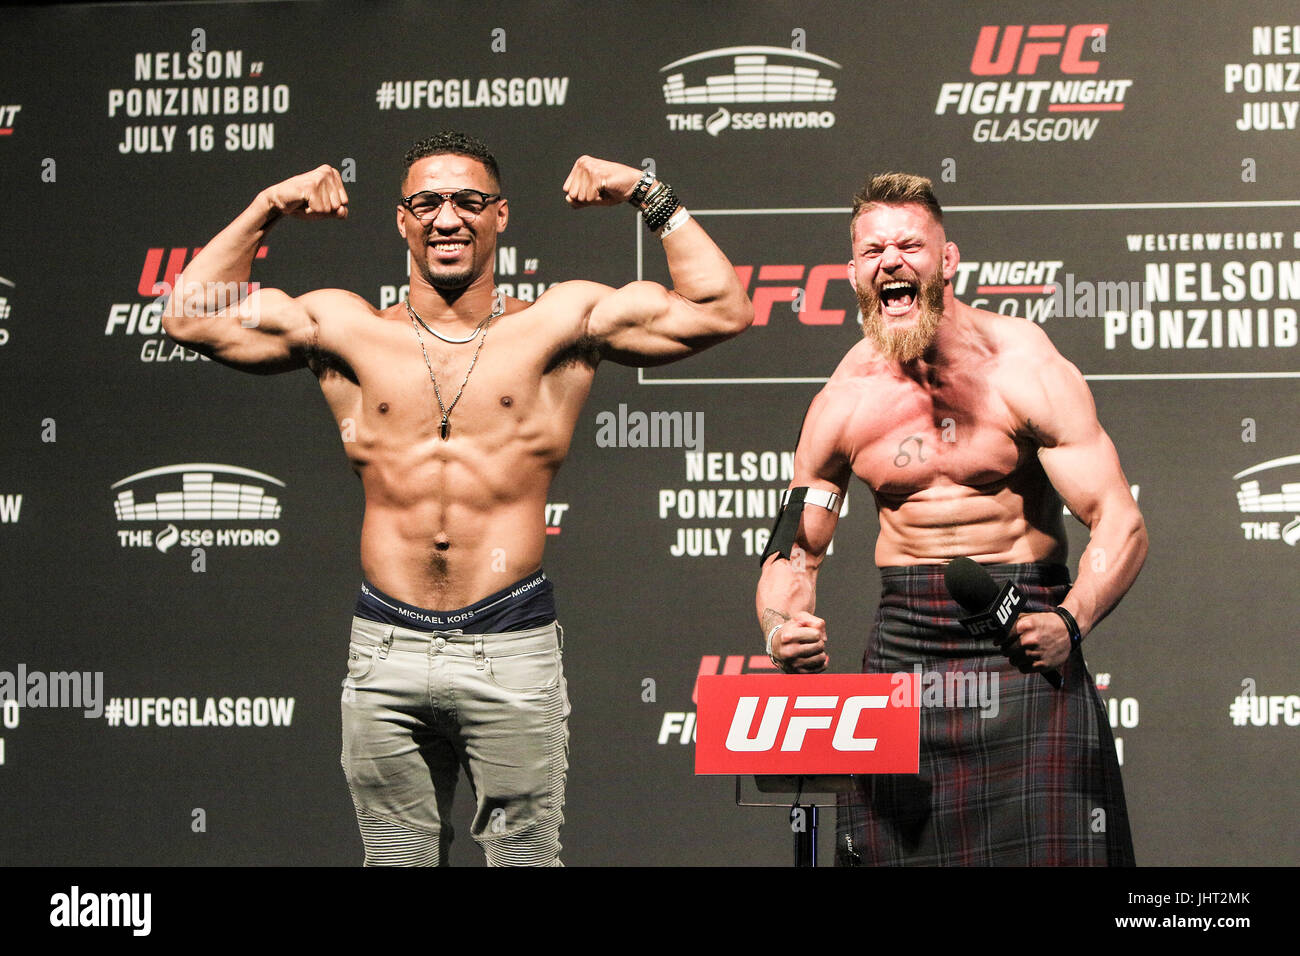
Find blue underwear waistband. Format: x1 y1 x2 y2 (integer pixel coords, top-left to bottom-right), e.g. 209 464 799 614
354 571 556 634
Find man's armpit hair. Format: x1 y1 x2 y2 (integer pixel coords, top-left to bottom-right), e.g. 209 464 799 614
1023 416 1057 448
545 333 602 372
304 321 357 382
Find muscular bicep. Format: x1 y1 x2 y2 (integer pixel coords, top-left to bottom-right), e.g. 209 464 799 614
584 216 751 366
756 387 852 627
1027 356 1136 529
586 280 736 366
1039 424 1136 530
785 389 853 559
164 285 318 374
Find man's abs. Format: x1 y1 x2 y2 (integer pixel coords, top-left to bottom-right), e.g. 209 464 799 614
359 492 551 610
873 475 1069 566
311 295 597 607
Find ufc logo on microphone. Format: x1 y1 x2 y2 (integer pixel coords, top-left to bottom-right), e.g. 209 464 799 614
726 695 887 753
995 589 1022 625
695 674 919 774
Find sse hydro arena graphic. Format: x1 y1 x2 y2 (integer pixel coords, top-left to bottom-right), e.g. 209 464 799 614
112 463 285 553
660 45 839 136
661 46 838 104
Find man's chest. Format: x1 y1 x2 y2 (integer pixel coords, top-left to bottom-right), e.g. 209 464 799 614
319 324 592 444
844 378 1030 497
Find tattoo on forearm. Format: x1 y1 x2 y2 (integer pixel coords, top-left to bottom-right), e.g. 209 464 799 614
894 435 926 467
760 607 790 638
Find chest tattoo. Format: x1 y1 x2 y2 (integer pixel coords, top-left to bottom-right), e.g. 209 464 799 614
894 435 927 467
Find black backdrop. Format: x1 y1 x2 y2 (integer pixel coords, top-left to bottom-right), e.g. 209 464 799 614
0 0 1296 866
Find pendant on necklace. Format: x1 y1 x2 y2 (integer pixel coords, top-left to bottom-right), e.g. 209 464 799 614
440 417 450 440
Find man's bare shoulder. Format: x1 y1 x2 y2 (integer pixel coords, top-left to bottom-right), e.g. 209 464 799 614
960 304 1069 377
507 280 618 363
298 288 384 324
292 289 396 370
525 279 615 325
975 305 1060 357
798 352 878 464
971 306 1091 439
823 336 899 394
824 336 873 380
799 339 905 445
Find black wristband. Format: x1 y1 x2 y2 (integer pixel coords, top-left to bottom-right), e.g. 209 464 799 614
629 170 655 206
638 180 667 211
1051 606 1082 649
643 183 680 231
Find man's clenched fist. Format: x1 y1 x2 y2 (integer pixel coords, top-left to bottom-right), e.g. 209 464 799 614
1000 611 1072 673
262 164 349 220
770 611 829 673
562 156 645 208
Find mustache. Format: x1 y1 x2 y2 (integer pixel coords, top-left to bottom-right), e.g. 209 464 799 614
857 269 946 362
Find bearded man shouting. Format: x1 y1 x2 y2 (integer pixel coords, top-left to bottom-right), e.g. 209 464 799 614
755 173 1145 866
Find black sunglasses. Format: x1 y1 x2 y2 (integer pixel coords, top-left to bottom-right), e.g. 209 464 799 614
400 188 503 221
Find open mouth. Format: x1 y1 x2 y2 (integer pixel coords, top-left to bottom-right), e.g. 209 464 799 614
878 279 918 317
429 238 469 260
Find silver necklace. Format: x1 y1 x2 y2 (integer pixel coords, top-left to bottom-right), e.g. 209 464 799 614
408 292 505 439
405 291 504 343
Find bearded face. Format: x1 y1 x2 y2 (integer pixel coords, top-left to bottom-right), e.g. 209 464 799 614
856 265 946 363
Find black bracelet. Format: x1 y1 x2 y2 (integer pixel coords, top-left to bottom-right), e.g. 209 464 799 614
643 183 680 231
629 171 655 206
638 180 667 211
1050 606 1082 650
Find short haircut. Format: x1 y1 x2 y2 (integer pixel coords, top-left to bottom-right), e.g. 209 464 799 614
850 173 943 233
402 131 502 193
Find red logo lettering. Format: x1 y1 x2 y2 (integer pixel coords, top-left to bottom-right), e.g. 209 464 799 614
695 674 920 774
970 24 1108 75
137 246 267 297
733 263 853 326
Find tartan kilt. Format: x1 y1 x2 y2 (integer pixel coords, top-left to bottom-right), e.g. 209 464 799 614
835 562 1134 866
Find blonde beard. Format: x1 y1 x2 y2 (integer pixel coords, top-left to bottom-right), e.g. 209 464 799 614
857 271 946 363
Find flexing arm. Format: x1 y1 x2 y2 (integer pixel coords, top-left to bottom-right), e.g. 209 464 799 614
1007 341 1148 671
162 165 348 373
561 156 752 366
755 389 852 672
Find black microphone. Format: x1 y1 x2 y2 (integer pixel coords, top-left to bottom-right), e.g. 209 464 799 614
943 557 1062 689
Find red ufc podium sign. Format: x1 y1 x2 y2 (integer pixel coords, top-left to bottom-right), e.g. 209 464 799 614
695 674 920 774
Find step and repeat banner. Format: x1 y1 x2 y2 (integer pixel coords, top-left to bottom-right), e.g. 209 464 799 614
0 0 1296 866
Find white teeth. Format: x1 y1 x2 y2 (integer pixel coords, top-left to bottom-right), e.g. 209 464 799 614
881 280 914 291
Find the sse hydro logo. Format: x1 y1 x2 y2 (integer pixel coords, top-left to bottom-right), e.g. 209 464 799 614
1235 454 1300 546
113 463 284 553
936 24 1135 142
661 45 839 136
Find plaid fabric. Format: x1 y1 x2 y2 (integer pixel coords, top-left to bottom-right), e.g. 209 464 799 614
835 563 1134 866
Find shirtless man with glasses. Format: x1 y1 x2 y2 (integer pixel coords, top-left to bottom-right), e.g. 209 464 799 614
163 131 752 866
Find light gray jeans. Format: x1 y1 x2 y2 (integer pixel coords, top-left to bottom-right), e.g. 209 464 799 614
340 616 570 866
